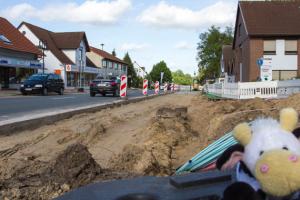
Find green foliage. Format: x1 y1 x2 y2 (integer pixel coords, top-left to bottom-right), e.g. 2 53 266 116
197 26 233 81
123 52 138 88
149 61 172 83
172 70 192 85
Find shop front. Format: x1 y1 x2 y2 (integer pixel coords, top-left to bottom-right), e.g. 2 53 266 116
0 56 41 89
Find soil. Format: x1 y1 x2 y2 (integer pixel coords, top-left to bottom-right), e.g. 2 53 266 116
1 93 300 199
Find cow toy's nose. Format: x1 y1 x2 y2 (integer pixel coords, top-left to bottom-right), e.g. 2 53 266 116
289 155 298 163
260 164 269 173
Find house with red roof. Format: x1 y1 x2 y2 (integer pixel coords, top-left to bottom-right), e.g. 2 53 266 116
86 46 127 78
229 1 300 82
18 22 97 88
0 17 42 89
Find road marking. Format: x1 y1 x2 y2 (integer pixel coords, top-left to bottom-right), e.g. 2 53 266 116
51 97 75 100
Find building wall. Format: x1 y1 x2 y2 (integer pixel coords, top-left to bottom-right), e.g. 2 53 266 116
297 39 300 77
62 50 76 64
86 51 103 68
263 40 298 71
233 7 249 82
18 24 62 74
18 25 40 46
234 8 248 49
0 48 36 60
249 39 263 81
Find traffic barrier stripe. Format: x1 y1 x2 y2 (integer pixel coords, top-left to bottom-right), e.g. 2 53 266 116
143 79 148 95
120 75 127 97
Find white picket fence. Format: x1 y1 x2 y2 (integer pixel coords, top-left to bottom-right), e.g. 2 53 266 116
207 80 300 99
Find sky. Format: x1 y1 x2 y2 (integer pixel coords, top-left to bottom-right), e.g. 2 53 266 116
0 0 238 75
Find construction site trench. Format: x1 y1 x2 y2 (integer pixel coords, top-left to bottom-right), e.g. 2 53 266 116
1 93 300 199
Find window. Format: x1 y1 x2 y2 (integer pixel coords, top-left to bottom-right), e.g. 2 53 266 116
263 40 276 55
22 31 26 35
0 34 11 44
102 60 107 68
285 40 297 55
272 70 297 80
122 65 127 71
78 48 83 61
118 64 121 70
114 63 118 70
108 61 113 69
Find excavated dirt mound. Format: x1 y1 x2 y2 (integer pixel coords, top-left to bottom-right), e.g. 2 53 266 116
109 106 199 176
0 143 101 199
2 93 300 199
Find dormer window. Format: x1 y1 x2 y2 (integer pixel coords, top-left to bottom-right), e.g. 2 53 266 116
0 34 12 44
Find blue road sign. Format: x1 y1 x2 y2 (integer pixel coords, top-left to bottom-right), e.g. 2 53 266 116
257 58 263 66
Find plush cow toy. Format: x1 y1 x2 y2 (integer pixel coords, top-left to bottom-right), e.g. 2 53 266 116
221 108 300 200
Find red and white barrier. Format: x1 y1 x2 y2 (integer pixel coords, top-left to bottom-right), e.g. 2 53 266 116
143 79 148 95
171 83 174 92
120 75 127 97
164 83 168 93
155 81 160 95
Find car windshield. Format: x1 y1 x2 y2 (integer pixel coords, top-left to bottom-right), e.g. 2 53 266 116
27 74 48 81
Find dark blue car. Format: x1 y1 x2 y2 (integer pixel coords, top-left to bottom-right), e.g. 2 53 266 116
20 73 64 96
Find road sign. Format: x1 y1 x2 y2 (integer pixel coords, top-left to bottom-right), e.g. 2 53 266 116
257 58 263 66
66 64 71 72
260 58 272 81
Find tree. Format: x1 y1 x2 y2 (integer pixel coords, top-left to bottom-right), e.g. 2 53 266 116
197 26 233 81
172 70 192 85
123 52 137 88
149 61 172 84
112 49 116 56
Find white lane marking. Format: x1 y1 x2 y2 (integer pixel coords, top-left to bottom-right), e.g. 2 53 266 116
51 97 75 100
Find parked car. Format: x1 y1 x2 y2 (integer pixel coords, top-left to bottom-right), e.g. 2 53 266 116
20 73 64 96
89 77 120 97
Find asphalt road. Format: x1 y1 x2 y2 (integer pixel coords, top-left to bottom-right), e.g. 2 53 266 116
0 89 157 122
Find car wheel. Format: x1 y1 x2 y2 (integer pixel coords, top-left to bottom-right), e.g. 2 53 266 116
42 88 48 96
90 92 96 97
21 92 27 96
59 88 64 95
102 93 106 96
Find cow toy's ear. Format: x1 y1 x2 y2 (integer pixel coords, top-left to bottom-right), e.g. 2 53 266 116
233 123 252 146
280 108 298 132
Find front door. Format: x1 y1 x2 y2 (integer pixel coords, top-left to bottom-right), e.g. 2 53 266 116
0 67 9 89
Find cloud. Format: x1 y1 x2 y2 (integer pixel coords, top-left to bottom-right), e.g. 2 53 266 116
137 1 236 29
120 43 149 51
1 0 131 25
174 41 192 50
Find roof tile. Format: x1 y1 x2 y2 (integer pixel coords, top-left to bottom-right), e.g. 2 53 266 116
0 17 41 56
240 1 300 36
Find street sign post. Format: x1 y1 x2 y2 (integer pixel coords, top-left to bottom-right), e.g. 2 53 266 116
257 58 272 81
160 72 164 85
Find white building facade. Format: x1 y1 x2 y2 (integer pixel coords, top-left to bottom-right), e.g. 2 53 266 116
18 22 97 88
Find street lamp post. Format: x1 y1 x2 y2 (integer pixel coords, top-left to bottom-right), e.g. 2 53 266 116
38 40 47 74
